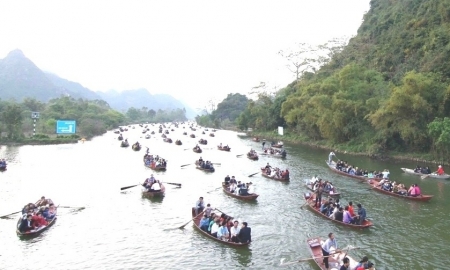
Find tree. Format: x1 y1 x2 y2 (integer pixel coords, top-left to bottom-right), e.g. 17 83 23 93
2 104 24 139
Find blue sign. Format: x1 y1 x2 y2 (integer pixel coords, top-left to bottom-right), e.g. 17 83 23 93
56 120 76 134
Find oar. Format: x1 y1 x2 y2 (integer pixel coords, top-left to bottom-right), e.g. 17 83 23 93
180 164 191 167
121 184 140 190
212 163 221 165
236 154 244 157
248 172 259 177
279 246 363 266
214 208 233 219
421 173 432 179
177 218 195 229
164 182 182 187
0 210 22 219
58 206 86 210
207 187 222 193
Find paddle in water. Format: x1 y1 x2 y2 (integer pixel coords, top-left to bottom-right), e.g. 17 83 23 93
163 182 182 187
59 206 86 210
180 164 191 167
248 172 259 177
236 154 244 157
120 184 140 190
0 210 22 219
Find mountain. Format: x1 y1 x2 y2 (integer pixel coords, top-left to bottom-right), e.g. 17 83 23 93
96 89 197 118
45 72 103 100
0 49 197 118
0 49 63 101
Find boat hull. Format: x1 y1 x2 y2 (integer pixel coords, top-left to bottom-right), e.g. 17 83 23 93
260 169 289 182
222 183 258 201
401 168 450 179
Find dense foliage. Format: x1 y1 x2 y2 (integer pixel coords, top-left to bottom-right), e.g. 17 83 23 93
232 0 450 161
196 93 249 128
0 97 188 140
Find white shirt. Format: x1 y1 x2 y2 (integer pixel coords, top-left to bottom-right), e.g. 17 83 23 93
382 171 390 179
151 182 161 191
248 185 255 194
329 152 335 157
211 223 220 234
229 183 237 192
230 226 240 236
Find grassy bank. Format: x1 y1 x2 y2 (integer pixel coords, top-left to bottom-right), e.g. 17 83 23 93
0 134 81 146
244 129 448 165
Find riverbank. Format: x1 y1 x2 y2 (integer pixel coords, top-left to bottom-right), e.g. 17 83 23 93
244 130 448 165
0 134 81 146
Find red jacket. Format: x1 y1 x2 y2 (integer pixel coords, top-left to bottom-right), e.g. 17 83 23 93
32 215 48 227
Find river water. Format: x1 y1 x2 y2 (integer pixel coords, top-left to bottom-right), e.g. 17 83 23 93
0 125 448 270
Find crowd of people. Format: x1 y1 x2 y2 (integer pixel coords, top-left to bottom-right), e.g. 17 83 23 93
196 157 214 170
262 163 290 179
262 147 287 157
194 197 251 244
309 176 337 195
223 175 256 196
313 196 367 226
333 160 388 179
375 179 422 197
143 153 167 168
18 196 57 233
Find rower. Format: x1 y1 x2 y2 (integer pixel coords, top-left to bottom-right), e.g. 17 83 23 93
224 175 230 185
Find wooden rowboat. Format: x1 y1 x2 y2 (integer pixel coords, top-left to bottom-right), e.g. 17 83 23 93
260 168 289 182
304 180 340 197
217 146 231 151
195 161 215 172
16 208 58 238
222 183 258 201
247 153 258 160
400 167 450 179
190 208 250 247
141 184 166 198
193 147 202 153
326 161 379 182
121 141 129 147
303 193 373 229
367 179 433 201
132 144 141 151
199 139 207 145
190 134 195 138
209 133 215 137
306 237 367 270
175 140 182 145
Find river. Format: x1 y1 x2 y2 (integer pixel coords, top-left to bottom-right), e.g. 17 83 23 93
0 125 448 270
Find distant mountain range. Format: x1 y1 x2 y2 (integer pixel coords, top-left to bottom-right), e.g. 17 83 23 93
0 49 196 118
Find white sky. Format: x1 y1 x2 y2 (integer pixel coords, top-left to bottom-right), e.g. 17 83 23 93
0 0 370 110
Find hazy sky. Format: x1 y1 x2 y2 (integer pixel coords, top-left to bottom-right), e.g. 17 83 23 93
0 0 370 110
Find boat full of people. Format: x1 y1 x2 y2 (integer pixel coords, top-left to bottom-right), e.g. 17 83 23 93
401 165 450 179
141 176 166 198
217 144 231 151
305 176 340 197
367 179 433 201
16 196 58 238
326 160 382 182
303 193 373 229
222 175 258 201
195 159 215 172
260 148 286 158
132 142 142 151
143 154 167 171
120 140 130 147
260 164 289 182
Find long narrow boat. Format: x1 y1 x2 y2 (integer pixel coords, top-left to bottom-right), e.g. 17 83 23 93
222 183 258 201
303 193 373 229
260 168 289 182
400 167 450 179
259 150 286 159
190 208 250 247
304 180 340 197
195 161 215 172
247 152 258 161
217 146 231 151
326 161 379 182
306 237 369 270
141 184 166 198
367 179 433 201
16 208 58 238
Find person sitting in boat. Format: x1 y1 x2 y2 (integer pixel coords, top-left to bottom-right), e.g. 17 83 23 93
436 165 445 175
323 181 332 193
382 169 390 179
32 211 48 227
35 196 53 207
310 175 319 185
329 203 339 219
408 184 421 197
217 221 230 241
247 182 255 195
334 207 344 222
204 203 213 217
414 165 422 173
194 197 205 216
354 256 370 270
230 176 237 184
224 175 230 185
343 206 355 224
229 181 237 193
230 220 241 243
219 143 222 148
281 169 289 179
149 180 161 192
210 219 220 237
200 214 210 232
239 183 249 195
46 204 57 220
382 181 392 191
19 214 36 233
237 222 251 243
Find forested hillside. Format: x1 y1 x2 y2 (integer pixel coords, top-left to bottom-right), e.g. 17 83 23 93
236 0 450 161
